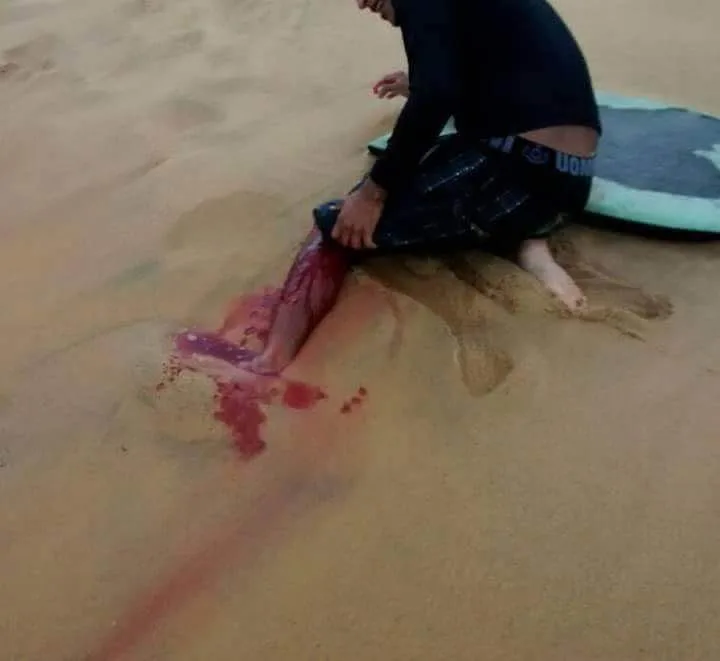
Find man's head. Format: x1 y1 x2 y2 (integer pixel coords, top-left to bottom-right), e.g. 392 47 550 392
356 0 397 26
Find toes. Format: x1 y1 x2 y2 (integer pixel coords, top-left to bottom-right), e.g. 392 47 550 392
641 293 674 320
568 293 589 315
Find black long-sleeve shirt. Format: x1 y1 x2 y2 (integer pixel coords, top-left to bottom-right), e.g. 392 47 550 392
369 0 602 194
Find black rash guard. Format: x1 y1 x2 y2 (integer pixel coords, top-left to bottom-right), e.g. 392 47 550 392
369 0 602 195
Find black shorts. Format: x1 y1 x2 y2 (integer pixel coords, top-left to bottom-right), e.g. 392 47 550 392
314 134 594 256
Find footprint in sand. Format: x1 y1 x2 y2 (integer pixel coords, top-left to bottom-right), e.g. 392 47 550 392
0 62 22 80
156 94 225 134
364 256 515 397
2 34 62 78
122 0 167 16
446 251 556 316
446 236 673 340
550 235 674 316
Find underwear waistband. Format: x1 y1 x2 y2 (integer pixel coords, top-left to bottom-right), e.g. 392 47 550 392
483 135 595 178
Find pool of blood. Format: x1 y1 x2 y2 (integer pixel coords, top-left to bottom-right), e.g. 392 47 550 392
158 231 358 459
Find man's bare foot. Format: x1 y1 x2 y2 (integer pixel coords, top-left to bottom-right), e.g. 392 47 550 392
517 239 587 312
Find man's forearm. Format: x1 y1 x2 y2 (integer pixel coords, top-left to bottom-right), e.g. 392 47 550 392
369 93 453 194
357 177 388 203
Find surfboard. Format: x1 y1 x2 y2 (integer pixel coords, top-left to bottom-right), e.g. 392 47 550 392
366 93 720 237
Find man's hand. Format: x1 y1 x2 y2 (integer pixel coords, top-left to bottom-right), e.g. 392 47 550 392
357 0 396 25
332 180 387 250
357 0 385 11
373 71 409 99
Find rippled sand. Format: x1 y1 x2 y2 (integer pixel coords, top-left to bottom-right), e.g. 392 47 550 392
1 1 720 659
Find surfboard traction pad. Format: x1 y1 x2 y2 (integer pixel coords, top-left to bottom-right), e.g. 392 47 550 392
366 93 720 235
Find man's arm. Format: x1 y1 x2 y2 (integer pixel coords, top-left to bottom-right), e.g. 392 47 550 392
368 0 460 195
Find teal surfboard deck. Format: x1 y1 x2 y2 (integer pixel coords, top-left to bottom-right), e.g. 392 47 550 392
367 93 720 236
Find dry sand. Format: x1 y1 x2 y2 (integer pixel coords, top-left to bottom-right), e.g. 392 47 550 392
1 1 720 660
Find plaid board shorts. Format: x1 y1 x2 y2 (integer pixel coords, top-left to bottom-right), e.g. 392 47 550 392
314 133 593 255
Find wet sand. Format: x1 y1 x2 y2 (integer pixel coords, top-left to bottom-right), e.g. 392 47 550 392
1 1 720 659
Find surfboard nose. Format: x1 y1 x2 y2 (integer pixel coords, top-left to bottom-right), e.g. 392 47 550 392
312 199 343 241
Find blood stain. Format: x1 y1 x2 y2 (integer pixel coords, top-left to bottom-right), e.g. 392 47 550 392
156 230 363 458
282 381 327 410
94 233 381 661
213 382 269 460
338 385 369 415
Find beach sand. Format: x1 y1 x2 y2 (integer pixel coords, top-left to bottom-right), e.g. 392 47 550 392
1 1 720 659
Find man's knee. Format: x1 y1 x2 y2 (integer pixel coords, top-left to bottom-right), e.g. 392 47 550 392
312 199 343 242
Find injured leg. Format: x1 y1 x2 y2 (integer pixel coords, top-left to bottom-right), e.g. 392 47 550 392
517 238 587 312
250 231 351 374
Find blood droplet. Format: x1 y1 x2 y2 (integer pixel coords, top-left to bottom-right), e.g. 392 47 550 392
282 381 327 410
338 383 370 415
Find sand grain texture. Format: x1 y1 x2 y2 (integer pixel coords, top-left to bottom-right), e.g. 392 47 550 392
1 1 720 660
